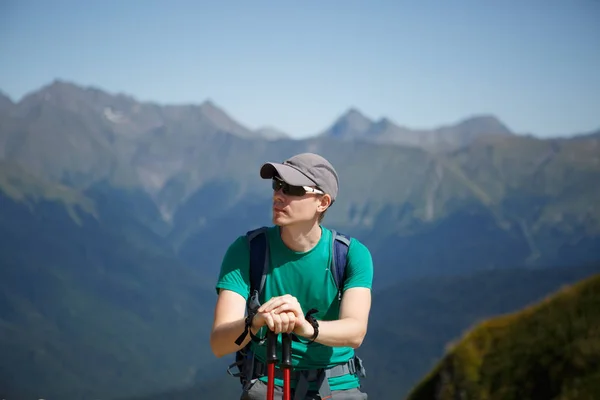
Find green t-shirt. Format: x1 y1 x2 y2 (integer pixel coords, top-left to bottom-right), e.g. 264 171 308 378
215 225 373 391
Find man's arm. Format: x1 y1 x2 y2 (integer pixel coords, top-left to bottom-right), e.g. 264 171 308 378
260 287 372 349
300 287 371 348
210 289 257 358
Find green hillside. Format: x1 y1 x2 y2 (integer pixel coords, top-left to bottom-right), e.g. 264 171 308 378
0 163 218 399
0 160 96 224
406 272 600 400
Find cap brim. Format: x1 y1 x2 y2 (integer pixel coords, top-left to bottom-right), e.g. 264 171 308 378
260 162 315 187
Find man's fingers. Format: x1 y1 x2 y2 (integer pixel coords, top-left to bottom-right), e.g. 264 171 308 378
271 303 293 313
259 295 298 313
260 299 285 313
273 312 283 333
262 312 274 331
261 310 297 334
279 312 289 333
273 300 299 313
286 312 296 333
257 296 302 334
257 301 271 313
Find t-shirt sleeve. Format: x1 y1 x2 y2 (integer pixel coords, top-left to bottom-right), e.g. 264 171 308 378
343 238 374 291
215 235 251 299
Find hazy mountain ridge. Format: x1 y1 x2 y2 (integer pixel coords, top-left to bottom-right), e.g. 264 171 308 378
318 108 515 150
11 80 258 139
2 80 599 278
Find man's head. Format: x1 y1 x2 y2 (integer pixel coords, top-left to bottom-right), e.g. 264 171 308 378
259 153 339 226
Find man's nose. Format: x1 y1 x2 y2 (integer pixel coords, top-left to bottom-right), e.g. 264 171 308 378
273 189 285 202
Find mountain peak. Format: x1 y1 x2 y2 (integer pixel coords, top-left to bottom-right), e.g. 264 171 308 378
320 107 373 139
47 78 78 90
451 114 513 136
194 99 257 138
198 99 225 118
341 107 372 124
30 79 82 102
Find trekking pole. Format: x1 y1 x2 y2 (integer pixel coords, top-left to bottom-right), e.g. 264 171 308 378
266 329 278 400
281 333 292 400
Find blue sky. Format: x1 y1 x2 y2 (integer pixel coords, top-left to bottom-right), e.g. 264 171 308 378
1 0 599 138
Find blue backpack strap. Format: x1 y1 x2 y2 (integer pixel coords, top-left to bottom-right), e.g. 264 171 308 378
228 226 270 382
330 229 351 300
246 226 270 311
247 227 269 296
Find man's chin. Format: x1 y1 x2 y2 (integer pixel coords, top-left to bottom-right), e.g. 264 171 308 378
272 214 290 226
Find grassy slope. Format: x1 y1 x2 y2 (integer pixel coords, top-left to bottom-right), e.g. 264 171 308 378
406 272 600 400
358 262 600 399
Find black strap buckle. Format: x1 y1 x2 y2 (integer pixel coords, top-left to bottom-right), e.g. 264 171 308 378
234 310 266 346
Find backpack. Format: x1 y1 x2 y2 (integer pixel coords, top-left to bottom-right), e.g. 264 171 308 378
227 225 353 386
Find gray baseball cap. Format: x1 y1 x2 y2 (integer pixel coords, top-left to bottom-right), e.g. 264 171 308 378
260 152 339 202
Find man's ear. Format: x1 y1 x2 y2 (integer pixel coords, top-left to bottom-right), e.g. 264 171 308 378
317 194 331 212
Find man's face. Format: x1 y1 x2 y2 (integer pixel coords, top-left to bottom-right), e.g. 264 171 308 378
271 177 327 226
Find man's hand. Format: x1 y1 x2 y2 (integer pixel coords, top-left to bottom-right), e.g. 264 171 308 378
252 309 297 334
257 295 314 338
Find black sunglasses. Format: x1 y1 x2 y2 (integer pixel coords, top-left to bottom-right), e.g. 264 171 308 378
272 177 324 196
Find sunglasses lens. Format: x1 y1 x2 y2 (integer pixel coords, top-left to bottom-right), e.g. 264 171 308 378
272 179 282 191
272 179 306 196
287 185 306 196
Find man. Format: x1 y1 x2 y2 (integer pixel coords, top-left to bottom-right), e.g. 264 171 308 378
210 152 373 399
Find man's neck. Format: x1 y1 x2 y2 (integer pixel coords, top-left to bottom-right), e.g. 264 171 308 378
279 222 322 252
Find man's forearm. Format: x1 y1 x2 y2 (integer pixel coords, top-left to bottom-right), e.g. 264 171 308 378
300 317 367 349
210 317 261 358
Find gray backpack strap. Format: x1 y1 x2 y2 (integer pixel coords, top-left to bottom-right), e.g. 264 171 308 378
289 356 367 399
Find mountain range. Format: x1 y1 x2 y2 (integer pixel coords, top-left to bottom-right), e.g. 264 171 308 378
317 107 515 151
1 79 599 399
3 80 599 278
